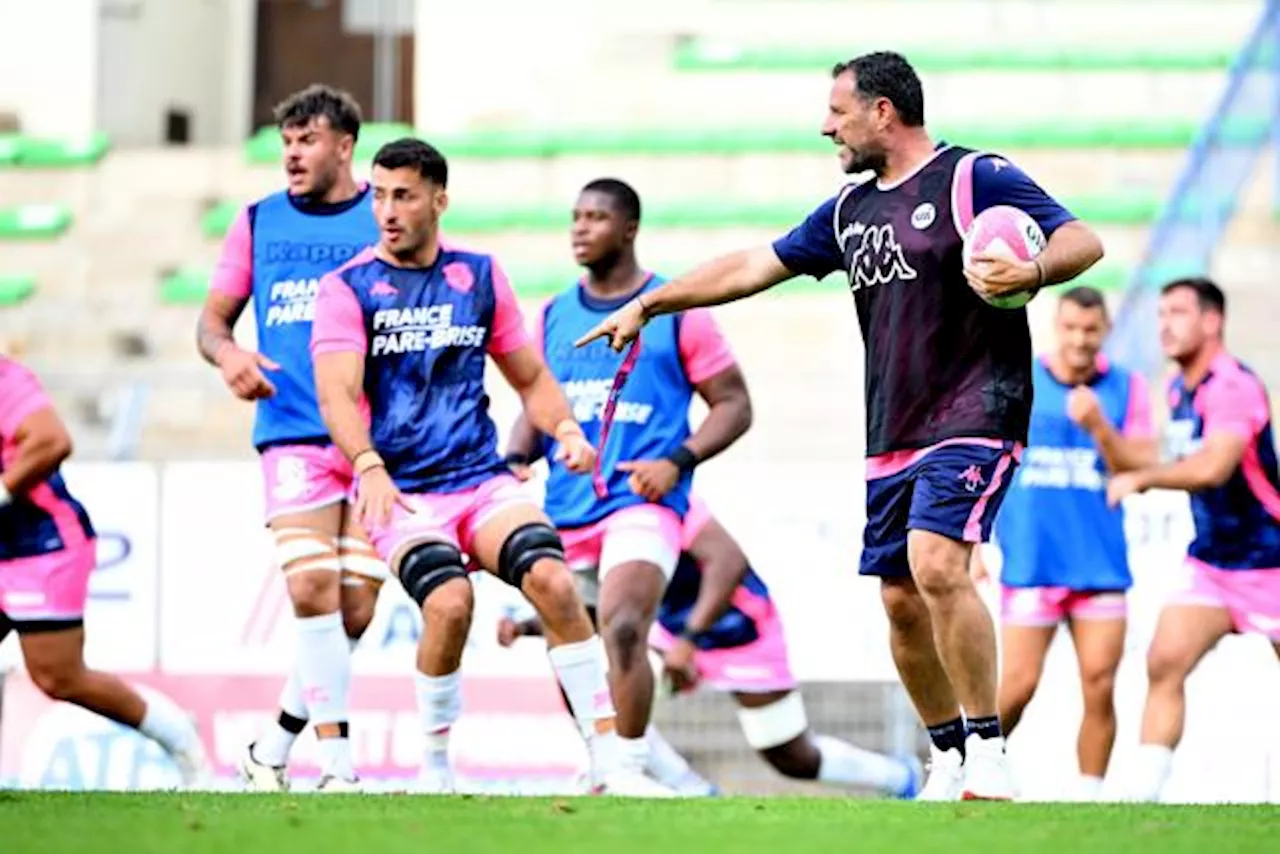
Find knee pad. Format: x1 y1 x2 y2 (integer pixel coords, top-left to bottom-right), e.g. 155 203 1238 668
273 528 340 576
497 523 564 589
737 692 809 751
399 541 467 606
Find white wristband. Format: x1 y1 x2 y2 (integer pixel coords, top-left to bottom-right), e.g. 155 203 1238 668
0 482 11 507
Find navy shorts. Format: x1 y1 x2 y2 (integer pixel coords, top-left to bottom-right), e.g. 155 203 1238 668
860 441 1020 578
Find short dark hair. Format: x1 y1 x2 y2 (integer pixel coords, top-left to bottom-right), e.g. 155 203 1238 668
832 51 925 127
372 138 448 187
1060 285 1108 316
1161 276 1226 315
581 178 641 223
273 84 362 140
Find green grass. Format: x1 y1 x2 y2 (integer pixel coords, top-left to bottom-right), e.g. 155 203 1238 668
0 793 1275 854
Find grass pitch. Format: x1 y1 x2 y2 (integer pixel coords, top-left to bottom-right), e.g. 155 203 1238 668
1 792 1275 854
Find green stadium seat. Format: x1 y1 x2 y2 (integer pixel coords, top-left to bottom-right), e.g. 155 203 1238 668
0 204 73 240
245 122 416 165
202 195 1174 240
159 267 212 306
14 132 110 167
672 41 1241 74
201 202 240 239
0 135 19 166
0 274 35 306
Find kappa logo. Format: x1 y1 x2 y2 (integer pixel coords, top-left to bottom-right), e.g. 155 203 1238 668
370 280 398 297
850 223 918 292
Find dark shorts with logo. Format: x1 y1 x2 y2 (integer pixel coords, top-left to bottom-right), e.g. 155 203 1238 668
861 441 1020 578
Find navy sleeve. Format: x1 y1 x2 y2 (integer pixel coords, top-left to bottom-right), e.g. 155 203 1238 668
971 155 1075 238
771 195 843 279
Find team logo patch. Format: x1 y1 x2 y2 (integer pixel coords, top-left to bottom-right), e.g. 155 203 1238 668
443 262 475 294
958 464 986 493
911 202 936 230
273 456 309 502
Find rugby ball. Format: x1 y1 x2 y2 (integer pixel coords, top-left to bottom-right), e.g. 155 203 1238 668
962 205 1046 309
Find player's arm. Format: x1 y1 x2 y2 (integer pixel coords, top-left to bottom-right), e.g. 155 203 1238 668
966 156 1105 297
0 377 74 503
577 196 844 349
683 517 751 636
197 207 280 398
1107 375 1261 505
1071 374 1159 473
488 264 596 472
503 305 551 469
679 310 752 465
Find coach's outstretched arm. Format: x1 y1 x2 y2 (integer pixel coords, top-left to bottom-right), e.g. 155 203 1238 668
576 247 795 351
493 345 597 476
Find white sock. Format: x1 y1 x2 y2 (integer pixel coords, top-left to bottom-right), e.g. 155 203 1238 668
138 693 198 755
256 635 359 768
645 725 714 794
815 734 910 794
296 612 354 779
1130 744 1174 802
1075 774 1105 801
415 670 462 774
618 736 648 774
547 636 619 778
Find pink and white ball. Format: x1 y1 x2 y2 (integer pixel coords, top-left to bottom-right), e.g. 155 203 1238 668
962 205 1046 309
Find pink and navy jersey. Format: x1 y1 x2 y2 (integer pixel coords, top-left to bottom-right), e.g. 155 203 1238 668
997 356 1152 590
0 357 94 561
536 276 736 528
657 497 775 651
212 188 379 451
1167 352 1280 570
772 146 1075 460
311 244 528 494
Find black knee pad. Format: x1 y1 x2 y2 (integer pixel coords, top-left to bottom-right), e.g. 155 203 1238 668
498 523 564 589
399 541 467 606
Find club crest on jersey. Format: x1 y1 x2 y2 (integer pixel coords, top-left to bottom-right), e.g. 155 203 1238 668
849 223 918 292
443 262 475 294
958 464 986 493
911 203 936 230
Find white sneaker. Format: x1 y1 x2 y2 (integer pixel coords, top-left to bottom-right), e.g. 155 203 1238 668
597 770 679 798
960 734 1015 801
915 746 964 801
316 774 362 793
239 743 289 793
171 738 213 791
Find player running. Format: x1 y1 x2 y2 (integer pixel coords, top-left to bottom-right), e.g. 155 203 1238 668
0 356 209 788
972 286 1155 800
576 52 1105 800
311 137 667 796
1106 277 1280 801
196 85 386 791
503 178 752 783
500 494 924 798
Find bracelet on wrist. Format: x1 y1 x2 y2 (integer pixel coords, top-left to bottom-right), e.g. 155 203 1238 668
554 419 584 440
505 451 531 466
352 449 385 476
666 445 699 474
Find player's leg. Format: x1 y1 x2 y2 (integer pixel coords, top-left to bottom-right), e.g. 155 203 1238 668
996 587 1061 736
593 505 681 773
1129 603 1231 801
465 478 671 796
733 689 920 798
6 543 209 787
907 444 1019 800
1065 592 1126 800
864 467 965 799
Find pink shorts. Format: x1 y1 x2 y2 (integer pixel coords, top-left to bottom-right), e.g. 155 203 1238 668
1170 558 1280 641
560 505 683 606
364 474 534 566
1001 586 1128 627
260 444 353 523
0 541 96 627
649 614 798 694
